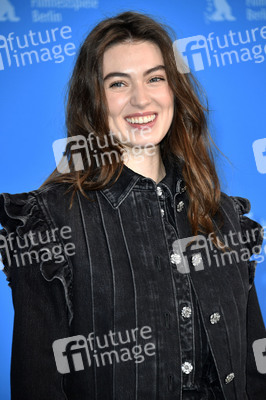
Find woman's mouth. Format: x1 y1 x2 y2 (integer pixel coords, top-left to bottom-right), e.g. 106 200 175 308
125 113 158 129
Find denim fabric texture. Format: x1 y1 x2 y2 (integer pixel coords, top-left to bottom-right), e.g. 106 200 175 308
152 164 223 399
0 159 265 400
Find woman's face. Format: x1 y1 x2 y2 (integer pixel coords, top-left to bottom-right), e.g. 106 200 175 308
102 40 174 150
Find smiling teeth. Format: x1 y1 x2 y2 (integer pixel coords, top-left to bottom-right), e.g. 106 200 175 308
126 114 156 124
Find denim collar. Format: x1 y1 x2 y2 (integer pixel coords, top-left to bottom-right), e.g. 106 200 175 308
100 156 184 209
158 158 185 201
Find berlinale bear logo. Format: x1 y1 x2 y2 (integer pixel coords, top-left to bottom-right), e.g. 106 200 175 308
206 0 236 22
0 0 20 22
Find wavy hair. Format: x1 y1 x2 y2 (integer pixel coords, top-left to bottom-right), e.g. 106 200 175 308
42 11 223 243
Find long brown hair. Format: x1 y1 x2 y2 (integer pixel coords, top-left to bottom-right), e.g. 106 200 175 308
42 11 222 242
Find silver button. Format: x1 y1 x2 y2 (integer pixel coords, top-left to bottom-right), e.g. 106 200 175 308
156 186 163 197
161 208 165 217
181 306 192 319
170 253 182 265
181 362 193 374
176 200 184 212
210 312 221 324
191 253 202 267
225 372 235 384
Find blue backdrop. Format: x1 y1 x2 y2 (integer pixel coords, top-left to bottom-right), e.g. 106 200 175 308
0 0 265 398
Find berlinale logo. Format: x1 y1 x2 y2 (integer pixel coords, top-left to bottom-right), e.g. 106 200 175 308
0 0 20 22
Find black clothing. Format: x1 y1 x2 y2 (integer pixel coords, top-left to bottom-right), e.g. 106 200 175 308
0 159 265 399
157 165 224 399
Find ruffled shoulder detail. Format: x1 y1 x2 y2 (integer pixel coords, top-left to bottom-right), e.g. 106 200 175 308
0 189 74 324
0 192 46 236
230 196 251 218
230 196 264 287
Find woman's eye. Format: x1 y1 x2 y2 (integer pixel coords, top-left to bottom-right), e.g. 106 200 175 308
109 81 125 88
149 76 165 83
109 77 165 88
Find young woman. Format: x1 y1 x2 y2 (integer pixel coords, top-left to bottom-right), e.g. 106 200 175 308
0 11 265 400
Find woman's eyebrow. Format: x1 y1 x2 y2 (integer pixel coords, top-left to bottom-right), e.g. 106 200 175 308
103 65 165 81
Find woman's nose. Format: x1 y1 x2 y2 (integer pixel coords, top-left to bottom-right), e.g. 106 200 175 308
130 83 151 108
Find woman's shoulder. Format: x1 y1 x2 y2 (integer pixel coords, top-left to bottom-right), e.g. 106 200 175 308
220 192 264 286
219 192 263 237
0 182 75 323
220 191 251 215
0 182 71 235
220 191 263 240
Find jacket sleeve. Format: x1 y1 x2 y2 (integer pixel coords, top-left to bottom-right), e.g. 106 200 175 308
231 196 266 399
0 190 72 400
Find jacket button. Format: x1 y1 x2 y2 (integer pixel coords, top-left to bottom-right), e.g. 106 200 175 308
191 253 202 267
225 372 235 384
170 253 181 265
181 306 192 319
210 312 221 324
156 186 163 197
181 362 193 374
176 200 184 212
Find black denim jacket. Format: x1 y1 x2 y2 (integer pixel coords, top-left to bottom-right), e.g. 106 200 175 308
0 161 265 400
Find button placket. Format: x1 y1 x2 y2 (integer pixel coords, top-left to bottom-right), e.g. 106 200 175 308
172 185 195 387
157 179 195 390
156 185 166 218
169 189 195 385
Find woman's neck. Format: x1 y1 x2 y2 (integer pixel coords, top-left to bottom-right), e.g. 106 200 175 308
123 145 166 184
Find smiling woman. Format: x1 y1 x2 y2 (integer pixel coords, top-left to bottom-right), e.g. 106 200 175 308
102 41 174 166
0 10 265 400
42 11 222 244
